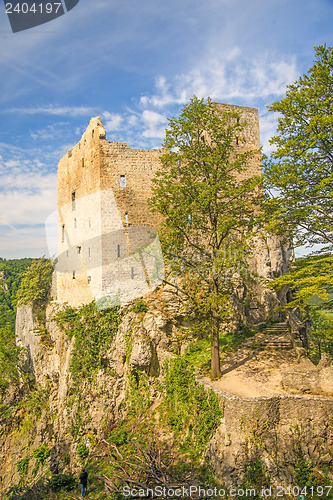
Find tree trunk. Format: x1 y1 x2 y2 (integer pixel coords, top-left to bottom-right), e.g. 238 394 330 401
211 315 221 379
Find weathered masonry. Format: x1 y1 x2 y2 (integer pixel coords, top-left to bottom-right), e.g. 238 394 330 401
56 103 263 308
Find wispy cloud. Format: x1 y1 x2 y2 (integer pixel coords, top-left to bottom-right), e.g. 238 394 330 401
8 106 96 116
139 51 298 108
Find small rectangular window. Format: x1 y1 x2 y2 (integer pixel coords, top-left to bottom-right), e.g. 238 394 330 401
82 158 84 168
120 175 126 187
236 137 239 146
125 212 128 224
87 276 91 284
117 244 120 258
61 224 65 242
77 246 81 254
72 271 76 280
72 191 76 211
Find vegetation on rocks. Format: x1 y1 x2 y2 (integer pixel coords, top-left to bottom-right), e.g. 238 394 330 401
55 302 120 385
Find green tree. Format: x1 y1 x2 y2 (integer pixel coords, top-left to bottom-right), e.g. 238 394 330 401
263 45 333 307
149 96 261 378
16 258 53 305
0 324 22 392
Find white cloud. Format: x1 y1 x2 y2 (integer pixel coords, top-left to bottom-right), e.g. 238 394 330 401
139 51 298 109
0 225 50 259
102 112 123 132
8 106 96 117
142 110 167 139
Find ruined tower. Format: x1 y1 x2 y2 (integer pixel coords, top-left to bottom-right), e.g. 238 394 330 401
56 103 286 313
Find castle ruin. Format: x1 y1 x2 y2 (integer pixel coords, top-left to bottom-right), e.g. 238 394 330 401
56 103 291 316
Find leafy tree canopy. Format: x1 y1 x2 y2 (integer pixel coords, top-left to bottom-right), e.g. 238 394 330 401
263 45 333 308
16 258 53 306
150 96 262 377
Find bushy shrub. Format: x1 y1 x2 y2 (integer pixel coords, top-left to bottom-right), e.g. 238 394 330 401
76 442 89 462
108 427 130 446
32 444 50 465
133 298 148 313
56 302 120 385
16 258 53 305
164 357 222 450
16 457 29 476
49 473 76 492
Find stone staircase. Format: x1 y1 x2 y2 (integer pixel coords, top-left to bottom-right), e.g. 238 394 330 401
220 322 293 375
260 322 293 351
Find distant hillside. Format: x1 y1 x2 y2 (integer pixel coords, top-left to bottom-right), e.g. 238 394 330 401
0 257 35 333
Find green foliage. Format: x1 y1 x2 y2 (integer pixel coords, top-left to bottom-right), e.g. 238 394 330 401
241 457 270 494
133 298 148 313
0 257 34 333
76 442 89 463
149 96 261 377
48 473 76 492
164 357 222 451
126 371 151 417
0 324 22 391
108 427 130 446
184 324 256 373
309 308 333 363
55 302 120 386
263 45 333 308
271 253 333 311
32 444 50 465
16 457 29 477
293 446 326 489
19 385 50 434
16 258 53 306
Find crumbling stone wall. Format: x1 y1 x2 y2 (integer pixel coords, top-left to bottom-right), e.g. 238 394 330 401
56 104 282 312
206 384 333 487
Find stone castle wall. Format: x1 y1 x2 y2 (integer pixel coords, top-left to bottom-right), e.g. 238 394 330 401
56 104 265 308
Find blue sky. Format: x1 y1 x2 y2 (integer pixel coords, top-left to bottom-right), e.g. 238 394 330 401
0 0 332 258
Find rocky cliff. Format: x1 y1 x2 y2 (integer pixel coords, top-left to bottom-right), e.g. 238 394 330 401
2 236 330 497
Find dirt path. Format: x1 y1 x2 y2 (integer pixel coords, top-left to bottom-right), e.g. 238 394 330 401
212 349 302 397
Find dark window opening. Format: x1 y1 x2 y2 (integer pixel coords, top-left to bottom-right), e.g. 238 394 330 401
82 158 84 168
237 117 240 124
117 244 120 258
72 271 76 280
88 276 91 284
120 175 126 187
236 137 239 146
77 246 81 254
125 212 128 224
72 191 76 211
92 129 94 137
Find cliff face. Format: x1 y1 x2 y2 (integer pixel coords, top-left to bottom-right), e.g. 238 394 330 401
206 384 333 488
0 288 181 494
0 238 316 496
